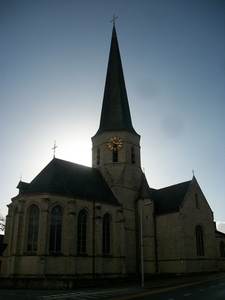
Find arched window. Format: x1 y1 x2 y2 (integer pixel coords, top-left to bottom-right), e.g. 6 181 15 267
131 146 135 164
27 205 39 251
77 209 87 254
195 193 200 209
102 214 111 255
113 148 118 162
97 148 100 166
11 207 19 254
196 225 204 256
49 205 62 252
220 241 225 258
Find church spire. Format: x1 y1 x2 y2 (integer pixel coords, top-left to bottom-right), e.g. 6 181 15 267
95 25 136 135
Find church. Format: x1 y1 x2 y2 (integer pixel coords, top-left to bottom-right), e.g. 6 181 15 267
1 24 225 288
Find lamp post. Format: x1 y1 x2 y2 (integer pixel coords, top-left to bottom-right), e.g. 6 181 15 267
140 201 152 287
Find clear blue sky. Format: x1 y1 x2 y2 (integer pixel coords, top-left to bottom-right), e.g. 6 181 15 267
1 0 225 232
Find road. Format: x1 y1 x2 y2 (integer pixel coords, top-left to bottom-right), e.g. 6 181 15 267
114 277 225 300
0 276 224 300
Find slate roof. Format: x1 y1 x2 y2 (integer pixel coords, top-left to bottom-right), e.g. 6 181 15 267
17 158 119 205
95 26 136 135
215 230 225 238
16 181 30 194
151 180 192 214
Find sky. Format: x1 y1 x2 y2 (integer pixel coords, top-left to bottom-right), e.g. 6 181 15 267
1 0 225 232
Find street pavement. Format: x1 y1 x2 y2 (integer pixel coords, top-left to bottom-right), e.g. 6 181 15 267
126 276 225 299
0 272 224 300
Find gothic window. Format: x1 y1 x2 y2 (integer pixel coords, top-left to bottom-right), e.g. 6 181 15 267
97 148 100 165
195 193 200 209
11 207 19 254
131 146 135 164
113 148 118 162
220 241 225 258
27 205 39 252
49 205 62 252
77 209 87 254
102 214 111 254
196 225 204 256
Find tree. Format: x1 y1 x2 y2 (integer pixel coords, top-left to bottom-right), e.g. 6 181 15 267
0 214 6 232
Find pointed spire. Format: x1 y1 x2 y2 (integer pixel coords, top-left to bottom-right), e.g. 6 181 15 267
96 26 136 135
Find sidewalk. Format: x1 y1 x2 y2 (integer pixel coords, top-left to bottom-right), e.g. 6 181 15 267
139 272 225 289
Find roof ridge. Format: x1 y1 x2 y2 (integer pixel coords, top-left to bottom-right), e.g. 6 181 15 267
155 179 191 191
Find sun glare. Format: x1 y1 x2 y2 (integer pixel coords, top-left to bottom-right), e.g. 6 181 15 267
57 140 92 167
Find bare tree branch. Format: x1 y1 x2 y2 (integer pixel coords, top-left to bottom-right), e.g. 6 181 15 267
0 213 6 232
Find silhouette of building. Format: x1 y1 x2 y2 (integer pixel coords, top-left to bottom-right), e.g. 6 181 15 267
1 25 225 287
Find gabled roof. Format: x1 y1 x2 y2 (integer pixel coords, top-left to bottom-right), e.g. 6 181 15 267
17 158 119 205
151 180 191 214
95 26 136 135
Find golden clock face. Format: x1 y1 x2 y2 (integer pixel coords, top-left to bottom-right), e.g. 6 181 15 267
107 137 123 151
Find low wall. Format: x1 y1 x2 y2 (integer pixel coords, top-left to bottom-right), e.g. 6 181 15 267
0 274 130 289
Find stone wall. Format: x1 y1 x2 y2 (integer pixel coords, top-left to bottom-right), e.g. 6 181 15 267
1 194 125 278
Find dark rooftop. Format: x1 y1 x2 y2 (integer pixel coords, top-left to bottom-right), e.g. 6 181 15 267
17 158 120 205
152 180 191 214
215 230 225 237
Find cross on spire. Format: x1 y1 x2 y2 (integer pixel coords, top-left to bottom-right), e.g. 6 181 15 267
52 140 57 158
110 14 118 27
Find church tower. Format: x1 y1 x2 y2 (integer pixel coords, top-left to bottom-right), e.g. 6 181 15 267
92 24 143 207
92 24 144 273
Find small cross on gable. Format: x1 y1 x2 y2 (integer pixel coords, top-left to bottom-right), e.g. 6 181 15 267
52 140 58 158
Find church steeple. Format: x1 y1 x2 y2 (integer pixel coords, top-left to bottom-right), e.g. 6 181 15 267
92 24 143 228
96 26 136 135
92 24 142 184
